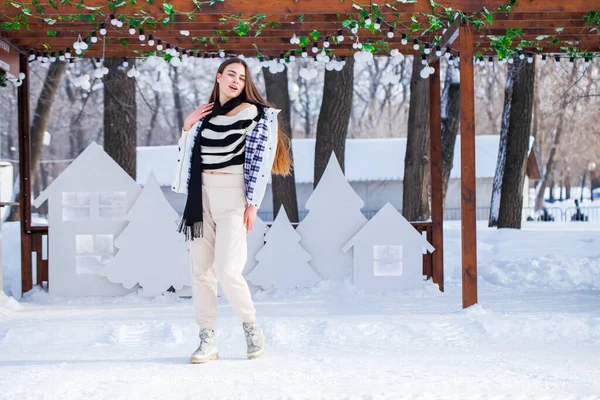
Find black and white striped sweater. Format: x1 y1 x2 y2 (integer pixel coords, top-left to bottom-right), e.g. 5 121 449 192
200 104 259 173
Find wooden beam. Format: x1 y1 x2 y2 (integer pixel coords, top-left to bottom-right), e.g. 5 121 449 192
428 58 444 292
428 18 460 64
17 53 33 295
0 0 355 15
459 24 478 309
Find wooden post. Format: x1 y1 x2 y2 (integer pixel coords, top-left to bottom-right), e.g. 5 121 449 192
459 25 478 308
18 52 33 294
428 59 444 292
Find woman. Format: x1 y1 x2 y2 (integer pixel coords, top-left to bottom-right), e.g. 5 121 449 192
172 58 292 364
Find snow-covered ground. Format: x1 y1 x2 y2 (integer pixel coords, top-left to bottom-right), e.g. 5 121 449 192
1 221 600 399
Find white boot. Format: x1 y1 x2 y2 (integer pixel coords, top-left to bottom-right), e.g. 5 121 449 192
190 329 219 364
243 322 265 360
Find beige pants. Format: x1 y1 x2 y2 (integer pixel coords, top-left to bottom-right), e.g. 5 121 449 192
189 172 256 330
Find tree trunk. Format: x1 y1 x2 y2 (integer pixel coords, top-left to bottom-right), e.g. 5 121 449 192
565 168 571 199
498 58 536 229
103 57 137 179
170 66 185 132
402 57 430 221
441 62 461 207
314 57 354 187
489 62 517 227
262 65 299 222
548 174 555 203
4 60 65 222
534 66 578 210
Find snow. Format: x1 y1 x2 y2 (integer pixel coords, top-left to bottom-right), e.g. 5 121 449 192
136 135 520 186
2 222 600 398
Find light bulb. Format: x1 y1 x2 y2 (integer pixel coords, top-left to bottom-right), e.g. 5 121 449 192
413 39 419 51
91 36 98 44
365 18 371 26
351 27 358 34
302 51 307 58
18 72 26 80
129 27 136 35
435 46 442 57
100 23 106 36
338 35 344 42
420 67 430 79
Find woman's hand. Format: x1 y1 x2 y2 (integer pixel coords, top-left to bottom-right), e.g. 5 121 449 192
244 204 258 234
183 102 214 131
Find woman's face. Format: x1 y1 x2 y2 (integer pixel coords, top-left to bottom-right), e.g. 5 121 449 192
217 63 246 99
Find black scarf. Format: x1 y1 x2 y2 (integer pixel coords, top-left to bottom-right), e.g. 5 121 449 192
178 94 246 241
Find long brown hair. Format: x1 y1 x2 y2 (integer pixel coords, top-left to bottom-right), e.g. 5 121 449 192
209 58 292 176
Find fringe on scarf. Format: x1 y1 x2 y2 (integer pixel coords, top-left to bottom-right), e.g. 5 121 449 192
177 218 203 241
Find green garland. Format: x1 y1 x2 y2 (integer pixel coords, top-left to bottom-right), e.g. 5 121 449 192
1 0 598 61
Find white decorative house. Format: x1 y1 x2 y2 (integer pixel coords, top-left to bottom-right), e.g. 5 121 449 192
33 142 141 297
343 203 435 293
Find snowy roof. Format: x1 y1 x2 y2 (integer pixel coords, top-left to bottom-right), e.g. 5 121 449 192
137 135 532 186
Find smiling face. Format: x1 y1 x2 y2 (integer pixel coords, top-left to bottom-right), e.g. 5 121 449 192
216 62 247 102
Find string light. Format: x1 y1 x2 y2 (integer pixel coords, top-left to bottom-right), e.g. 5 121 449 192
413 39 420 51
374 18 381 30
301 47 308 58
148 34 155 46
337 29 344 42
99 23 107 36
424 43 431 55
584 56 591 68
554 55 560 67
156 39 163 51
541 55 547 65
568 56 574 67
139 29 146 41
387 26 394 39
323 37 330 48
435 45 442 57
312 42 319 53
401 33 408 46
527 54 533 63
28 49 35 61
90 31 98 44
129 25 136 35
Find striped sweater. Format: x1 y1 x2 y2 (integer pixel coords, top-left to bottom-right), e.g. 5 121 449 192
201 105 258 174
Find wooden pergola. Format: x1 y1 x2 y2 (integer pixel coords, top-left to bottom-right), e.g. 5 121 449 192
1 0 598 307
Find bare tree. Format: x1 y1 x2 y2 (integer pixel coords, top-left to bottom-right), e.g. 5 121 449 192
314 57 354 187
402 56 430 221
489 62 518 226
263 65 299 222
441 61 460 206
103 58 137 179
4 60 65 222
498 58 536 228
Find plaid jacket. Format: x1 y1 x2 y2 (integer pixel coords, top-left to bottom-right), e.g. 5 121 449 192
171 107 281 209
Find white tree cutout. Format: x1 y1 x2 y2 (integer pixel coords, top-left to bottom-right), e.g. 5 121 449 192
98 173 190 297
296 153 368 280
246 206 320 291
